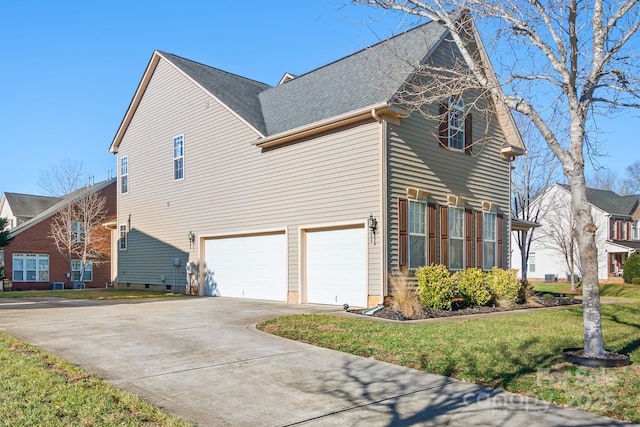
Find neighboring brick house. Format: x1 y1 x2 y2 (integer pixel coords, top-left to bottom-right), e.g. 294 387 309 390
2 179 116 291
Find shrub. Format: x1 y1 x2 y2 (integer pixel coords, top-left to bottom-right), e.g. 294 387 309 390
453 268 492 306
388 270 422 318
415 264 455 310
623 253 640 284
486 267 520 304
632 277 640 285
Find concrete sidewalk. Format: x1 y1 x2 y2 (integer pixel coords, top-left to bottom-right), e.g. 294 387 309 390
0 297 633 426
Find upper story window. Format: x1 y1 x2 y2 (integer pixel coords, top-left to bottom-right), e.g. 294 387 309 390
409 200 426 269
633 220 640 240
72 221 86 242
119 224 128 251
439 97 472 154
13 254 49 282
120 156 129 194
449 207 464 270
528 251 536 273
482 212 497 270
448 97 465 151
174 135 184 181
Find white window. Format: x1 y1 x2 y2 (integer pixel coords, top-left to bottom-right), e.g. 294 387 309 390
528 252 536 273
119 224 128 251
174 135 184 181
449 207 464 270
72 259 93 282
483 212 497 270
12 254 49 282
120 156 129 194
72 221 86 242
448 97 465 151
409 200 426 269
622 222 628 240
634 221 640 240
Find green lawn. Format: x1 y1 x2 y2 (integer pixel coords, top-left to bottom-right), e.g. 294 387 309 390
0 332 192 426
0 288 187 300
258 288 640 423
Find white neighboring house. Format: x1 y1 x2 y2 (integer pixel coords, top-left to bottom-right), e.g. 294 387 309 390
512 183 640 282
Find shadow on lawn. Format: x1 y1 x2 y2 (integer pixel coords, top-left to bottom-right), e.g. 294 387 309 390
300 357 622 426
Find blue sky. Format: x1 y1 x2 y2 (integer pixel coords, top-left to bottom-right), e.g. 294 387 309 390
1 1 636 195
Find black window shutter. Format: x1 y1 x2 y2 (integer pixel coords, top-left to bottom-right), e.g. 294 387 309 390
497 213 504 268
439 103 448 148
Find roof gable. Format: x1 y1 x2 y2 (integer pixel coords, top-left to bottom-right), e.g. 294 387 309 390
9 179 116 237
557 184 640 216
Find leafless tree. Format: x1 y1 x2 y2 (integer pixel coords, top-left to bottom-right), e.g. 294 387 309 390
587 168 625 194
49 190 108 285
542 192 580 291
511 117 559 281
354 0 640 357
623 160 640 194
38 159 86 197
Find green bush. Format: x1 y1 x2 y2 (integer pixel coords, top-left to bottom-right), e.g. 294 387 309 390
487 267 520 304
453 268 492 306
415 264 455 309
632 277 640 285
623 253 640 284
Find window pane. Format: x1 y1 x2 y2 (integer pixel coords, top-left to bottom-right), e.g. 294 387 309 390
174 158 184 180
409 235 426 269
483 242 496 269
449 208 463 238
450 239 464 270
409 201 425 234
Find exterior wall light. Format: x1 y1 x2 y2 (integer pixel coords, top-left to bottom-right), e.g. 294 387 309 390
188 230 196 248
368 214 378 245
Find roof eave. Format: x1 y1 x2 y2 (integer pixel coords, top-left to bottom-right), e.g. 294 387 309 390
254 103 407 149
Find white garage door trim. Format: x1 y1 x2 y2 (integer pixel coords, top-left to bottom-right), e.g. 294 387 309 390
204 231 287 301
304 225 367 307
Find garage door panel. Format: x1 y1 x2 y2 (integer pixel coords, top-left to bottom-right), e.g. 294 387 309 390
204 233 286 301
306 227 366 307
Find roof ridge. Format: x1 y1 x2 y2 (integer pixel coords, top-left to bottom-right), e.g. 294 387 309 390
157 51 271 87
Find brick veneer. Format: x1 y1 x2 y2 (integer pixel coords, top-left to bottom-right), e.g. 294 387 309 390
3 182 116 291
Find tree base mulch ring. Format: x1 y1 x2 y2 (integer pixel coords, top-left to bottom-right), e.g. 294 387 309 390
349 296 581 321
562 348 631 368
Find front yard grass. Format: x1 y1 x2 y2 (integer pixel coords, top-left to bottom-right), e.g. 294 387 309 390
0 332 192 426
258 301 640 423
0 288 187 300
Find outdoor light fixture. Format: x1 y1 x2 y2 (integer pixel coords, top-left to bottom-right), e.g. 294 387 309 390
368 214 378 245
187 230 196 248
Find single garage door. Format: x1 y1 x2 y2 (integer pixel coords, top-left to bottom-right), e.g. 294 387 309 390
306 226 367 307
204 233 286 301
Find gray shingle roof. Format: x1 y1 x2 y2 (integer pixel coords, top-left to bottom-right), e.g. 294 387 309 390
158 52 271 135
559 184 640 216
9 179 116 237
258 21 446 136
3 193 61 219
158 21 446 137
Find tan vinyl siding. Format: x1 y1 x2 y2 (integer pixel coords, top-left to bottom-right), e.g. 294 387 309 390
386 41 510 272
117 58 382 296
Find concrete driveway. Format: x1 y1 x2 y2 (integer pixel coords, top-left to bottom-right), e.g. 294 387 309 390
0 297 632 426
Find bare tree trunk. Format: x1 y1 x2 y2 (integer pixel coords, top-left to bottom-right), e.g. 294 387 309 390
567 167 605 358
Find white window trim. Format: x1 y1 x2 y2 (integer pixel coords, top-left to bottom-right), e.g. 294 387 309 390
72 221 86 243
119 224 128 251
72 259 93 282
120 155 129 194
448 96 465 151
12 253 49 282
408 200 427 269
449 206 465 270
483 212 497 270
528 252 536 273
173 134 184 181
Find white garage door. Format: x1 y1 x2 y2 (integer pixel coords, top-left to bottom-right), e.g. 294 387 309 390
204 233 286 301
306 227 367 307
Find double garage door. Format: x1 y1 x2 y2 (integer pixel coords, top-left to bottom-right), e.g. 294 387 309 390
204 226 366 307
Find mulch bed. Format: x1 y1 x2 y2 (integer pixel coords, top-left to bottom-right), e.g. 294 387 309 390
350 295 581 321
